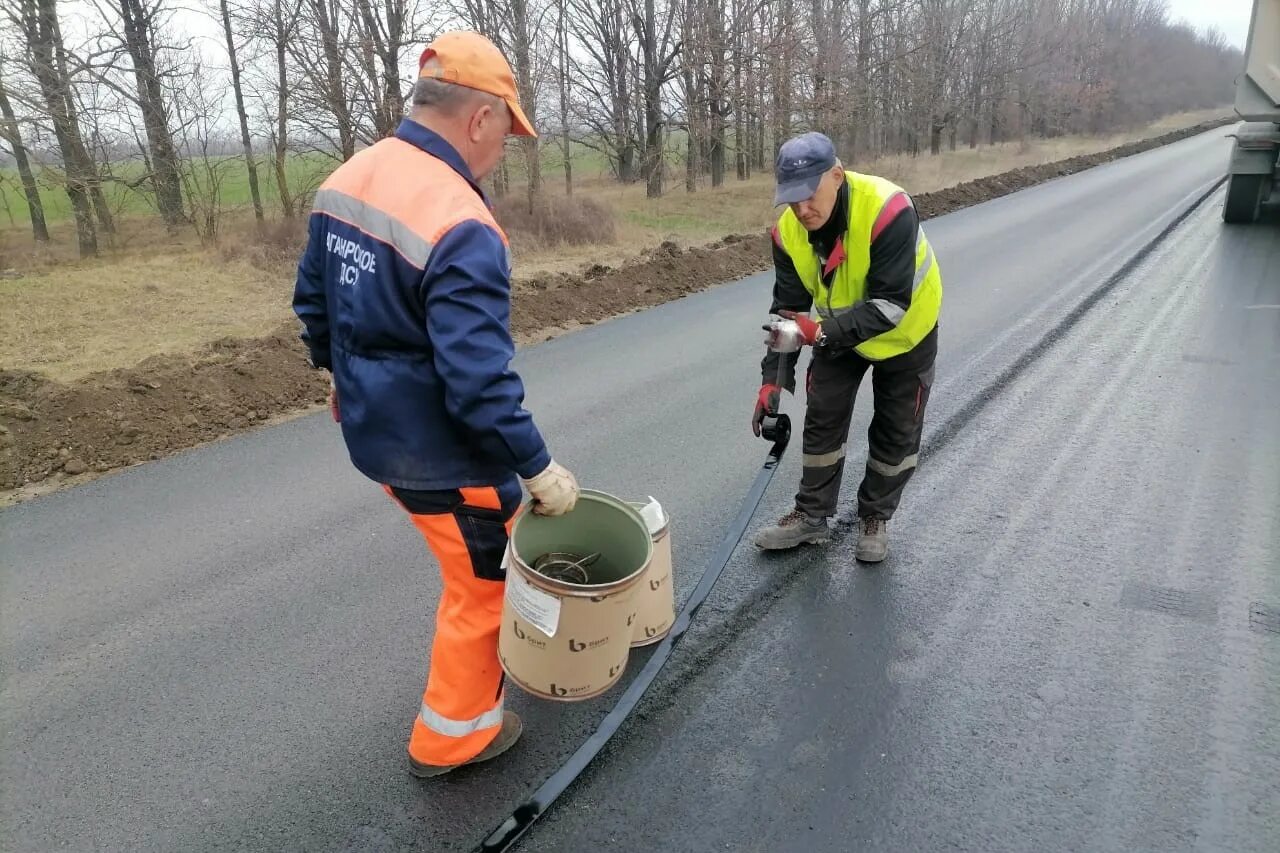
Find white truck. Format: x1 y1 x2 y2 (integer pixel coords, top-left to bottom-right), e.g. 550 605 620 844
1223 0 1280 223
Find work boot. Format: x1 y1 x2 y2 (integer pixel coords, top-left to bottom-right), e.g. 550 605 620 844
856 517 889 563
753 509 830 550
407 711 523 778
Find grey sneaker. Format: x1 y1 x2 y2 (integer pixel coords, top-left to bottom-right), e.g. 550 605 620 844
408 710 523 778
856 517 888 562
754 509 830 550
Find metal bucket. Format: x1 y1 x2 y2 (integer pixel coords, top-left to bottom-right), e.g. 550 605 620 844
498 489 653 701
628 498 675 646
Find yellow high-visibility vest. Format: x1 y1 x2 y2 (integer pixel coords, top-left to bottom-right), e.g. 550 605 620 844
775 171 942 360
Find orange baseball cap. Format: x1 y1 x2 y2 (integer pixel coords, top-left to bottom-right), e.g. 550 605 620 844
417 31 536 138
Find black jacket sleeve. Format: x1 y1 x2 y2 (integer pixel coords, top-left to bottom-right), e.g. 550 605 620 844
821 200 918 348
761 232 812 391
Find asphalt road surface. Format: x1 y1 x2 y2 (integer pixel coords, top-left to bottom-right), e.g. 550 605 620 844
3 126 1277 853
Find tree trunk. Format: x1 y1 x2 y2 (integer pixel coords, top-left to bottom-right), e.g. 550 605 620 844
558 0 573 196
641 0 663 198
0 69 50 242
372 1 405 136
273 7 295 218
680 0 697 192
853 0 870 159
119 0 185 227
220 0 263 223
611 1 634 183
683 71 698 186
50 5 115 236
772 0 794 154
732 3 746 181
492 159 508 198
753 52 765 172
351 0 405 138
312 0 355 159
644 114 662 198
22 0 97 256
709 101 725 187
708 0 727 187
510 0 540 210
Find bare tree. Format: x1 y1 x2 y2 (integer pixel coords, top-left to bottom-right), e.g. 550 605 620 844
510 0 540 203
703 0 729 186
8 0 101 255
84 0 188 226
556 0 573 195
351 0 412 138
0 56 49 242
247 0 305 216
627 0 680 197
567 0 639 182
678 0 700 191
172 58 235 243
219 0 264 223
293 0 357 160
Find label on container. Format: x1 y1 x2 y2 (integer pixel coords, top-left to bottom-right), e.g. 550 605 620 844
506 571 562 638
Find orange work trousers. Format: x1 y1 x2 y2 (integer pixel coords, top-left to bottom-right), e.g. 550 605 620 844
386 480 521 768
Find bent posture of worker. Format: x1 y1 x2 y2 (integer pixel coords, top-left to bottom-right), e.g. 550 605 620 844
292 31 578 777
752 132 942 562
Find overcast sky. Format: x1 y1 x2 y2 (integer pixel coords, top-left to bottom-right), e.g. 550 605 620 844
1167 0 1256 48
68 0 1264 78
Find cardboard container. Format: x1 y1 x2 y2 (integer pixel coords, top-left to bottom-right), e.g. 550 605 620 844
628 498 675 646
498 490 652 701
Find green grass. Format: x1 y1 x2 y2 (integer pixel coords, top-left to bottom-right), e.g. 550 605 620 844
0 133 694 229
0 152 336 227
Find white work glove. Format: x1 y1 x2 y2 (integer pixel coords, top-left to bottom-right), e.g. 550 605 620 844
522 459 580 516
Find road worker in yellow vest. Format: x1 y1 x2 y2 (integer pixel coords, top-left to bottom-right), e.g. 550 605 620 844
752 131 942 562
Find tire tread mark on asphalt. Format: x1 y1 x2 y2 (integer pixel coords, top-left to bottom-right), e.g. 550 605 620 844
1249 603 1280 635
919 174 1228 461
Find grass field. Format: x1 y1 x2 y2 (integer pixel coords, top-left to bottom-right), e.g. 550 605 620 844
0 140 628 228
0 108 1230 382
0 151 332 228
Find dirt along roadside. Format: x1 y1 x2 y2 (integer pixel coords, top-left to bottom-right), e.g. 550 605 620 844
0 118 1234 502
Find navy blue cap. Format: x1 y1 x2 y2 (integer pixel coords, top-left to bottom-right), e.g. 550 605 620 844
774 132 837 205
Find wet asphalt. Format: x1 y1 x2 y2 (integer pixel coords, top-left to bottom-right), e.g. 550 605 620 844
2 126 1277 852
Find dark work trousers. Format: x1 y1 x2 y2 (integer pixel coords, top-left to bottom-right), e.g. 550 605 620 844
794 325 937 521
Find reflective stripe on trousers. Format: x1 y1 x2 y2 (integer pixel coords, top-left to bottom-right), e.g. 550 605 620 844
418 702 504 738
867 453 918 477
803 446 847 468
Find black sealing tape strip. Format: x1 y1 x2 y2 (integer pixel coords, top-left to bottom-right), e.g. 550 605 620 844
473 416 792 852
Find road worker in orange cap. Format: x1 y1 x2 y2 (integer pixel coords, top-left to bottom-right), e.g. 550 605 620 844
292 31 576 777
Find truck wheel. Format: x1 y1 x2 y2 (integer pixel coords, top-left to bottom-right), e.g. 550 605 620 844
1222 173 1267 224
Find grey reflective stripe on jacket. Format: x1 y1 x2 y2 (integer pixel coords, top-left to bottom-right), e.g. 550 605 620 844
313 188 435 269
816 227 935 327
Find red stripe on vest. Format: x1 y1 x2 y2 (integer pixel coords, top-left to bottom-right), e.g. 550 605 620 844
871 192 910 242
823 237 846 277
